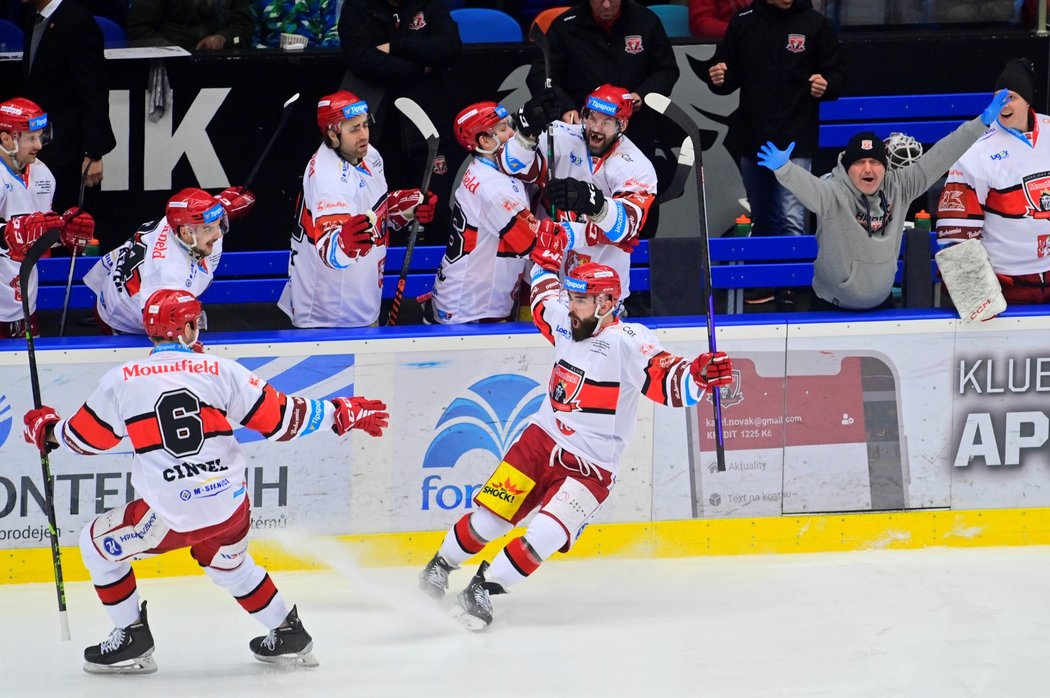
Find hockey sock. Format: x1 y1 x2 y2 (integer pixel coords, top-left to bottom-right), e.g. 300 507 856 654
484 513 568 589
206 555 289 630
93 568 142 629
438 510 511 566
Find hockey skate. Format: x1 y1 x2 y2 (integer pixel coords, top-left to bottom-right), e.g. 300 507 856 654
83 601 157 675
249 605 319 668
418 552 457 600
453 561 506 631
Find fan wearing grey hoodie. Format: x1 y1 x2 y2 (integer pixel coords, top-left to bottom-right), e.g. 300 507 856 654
755 89 1012 310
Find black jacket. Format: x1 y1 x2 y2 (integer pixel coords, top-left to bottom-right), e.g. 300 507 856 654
527 1 679 120
709 0 844 158
125 0 255 51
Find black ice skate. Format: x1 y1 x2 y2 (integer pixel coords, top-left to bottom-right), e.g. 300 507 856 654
453 561 506 631
419 553 457 600
83 601 157 675
249 605 319 668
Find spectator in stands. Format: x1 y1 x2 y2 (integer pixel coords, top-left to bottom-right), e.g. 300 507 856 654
755 90 1010 311
126 0 255 50
254 0 339 47
526 0 678 238
688 0 751 40
337 0 461 244
937 58 1050 305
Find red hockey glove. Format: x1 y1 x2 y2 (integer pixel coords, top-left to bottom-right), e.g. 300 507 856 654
191 341 205 353
332 397 389 437
337 214 375 259
3 211 64 262
387 189 437 229
23 405 60 452
215 186 256 221
529 219 567 273
60 208 95 254
690 352 733 390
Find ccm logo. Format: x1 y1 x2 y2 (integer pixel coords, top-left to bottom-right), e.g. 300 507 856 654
969 298 992 320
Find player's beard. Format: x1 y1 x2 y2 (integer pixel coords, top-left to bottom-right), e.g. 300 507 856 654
570 312 599 341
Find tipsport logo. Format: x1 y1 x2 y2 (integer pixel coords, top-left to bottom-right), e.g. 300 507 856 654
0 394 10 449
421 375 544 511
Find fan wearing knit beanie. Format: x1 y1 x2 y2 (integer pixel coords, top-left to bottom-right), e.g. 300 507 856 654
750 89 1009 311
937 58 1050 307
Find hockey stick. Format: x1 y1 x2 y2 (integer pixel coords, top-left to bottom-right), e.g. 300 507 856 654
644 93 727 472
529 24 557 218
19 227 71 640
58 164 91 336
387 97 439 326
656 135 693 204
242 92 300 192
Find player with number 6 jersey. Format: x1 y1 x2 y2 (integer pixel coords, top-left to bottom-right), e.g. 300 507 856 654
22 289 388 673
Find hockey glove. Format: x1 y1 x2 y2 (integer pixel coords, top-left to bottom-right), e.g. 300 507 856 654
690 352 733 390
3 211 64 262
981 89 1012 126
332 397 389 437
387 189 437 229
60 208 95 254
514 88 563 139
548 177 606 218
529 219 568 273
337 214 375 259
757 141 795 171
215 186 256 221
23 405 60 452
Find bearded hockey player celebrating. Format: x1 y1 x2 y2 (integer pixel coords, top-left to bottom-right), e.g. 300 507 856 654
278 90 438 328
419 232 732 629
83 185 255 334
23 289 389 672
497 84 657 303
0 97 94 337
428 100 565 324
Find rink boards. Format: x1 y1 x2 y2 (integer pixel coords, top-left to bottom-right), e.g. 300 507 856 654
2 311 1050 582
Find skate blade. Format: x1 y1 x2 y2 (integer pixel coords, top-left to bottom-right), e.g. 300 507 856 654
83 654 158 675
450 605 490 632
252 646 320 669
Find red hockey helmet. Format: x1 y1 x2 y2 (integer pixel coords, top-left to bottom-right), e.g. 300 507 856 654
0 97 52 145
143 289 203 340
454 101 510 152
317 91 370 135
581 84 634 129
165 188 227 229
564 262 621 303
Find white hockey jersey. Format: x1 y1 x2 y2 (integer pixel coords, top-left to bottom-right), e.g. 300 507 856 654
54 344 337 532
430 156 530 323
84 217 223 334
0 159 56 321
498 122 657 300
279 143 389 328
528 269 704 475
937 112 1050 275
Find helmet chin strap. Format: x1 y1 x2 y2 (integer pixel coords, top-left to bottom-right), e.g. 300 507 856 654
1 136 27 171
175 227 205 260
591 294 616 333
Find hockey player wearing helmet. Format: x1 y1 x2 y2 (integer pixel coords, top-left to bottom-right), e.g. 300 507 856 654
420 243 732 629
23 289 388 673
428 101 564 324
83 185 256 335
278 90 438 328
496 84 657 305
0 97 95 338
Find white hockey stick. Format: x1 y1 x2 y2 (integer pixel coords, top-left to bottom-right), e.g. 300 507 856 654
242 92 300 192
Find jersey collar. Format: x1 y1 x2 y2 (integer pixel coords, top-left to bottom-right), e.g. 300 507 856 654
150 343 195 355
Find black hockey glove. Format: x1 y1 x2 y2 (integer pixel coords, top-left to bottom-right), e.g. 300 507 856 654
548 177 606 218
514 88 563 139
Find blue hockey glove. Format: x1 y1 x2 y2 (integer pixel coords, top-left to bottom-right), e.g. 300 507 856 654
981 89 1011 126
756 141 795 171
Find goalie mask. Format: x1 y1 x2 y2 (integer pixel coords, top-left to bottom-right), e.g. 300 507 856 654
143 289 206 341
454 101 511 154
883 132 923 170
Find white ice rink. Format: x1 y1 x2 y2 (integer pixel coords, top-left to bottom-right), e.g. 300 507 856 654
3 545 1049 698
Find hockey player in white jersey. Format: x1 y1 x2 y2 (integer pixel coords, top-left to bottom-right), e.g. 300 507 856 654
278 90 438 328
84 185 255 334
0 97 95 337
497 84 658 303
23 288 388 673
419 232 732 629
428 100 564 323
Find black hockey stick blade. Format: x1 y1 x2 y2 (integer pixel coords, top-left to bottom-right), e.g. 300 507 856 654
243 92 300 192
18 225 71 641
657 135 693 204
529 23 551 82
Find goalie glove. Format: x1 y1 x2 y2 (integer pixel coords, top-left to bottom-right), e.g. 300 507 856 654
690 352 732 390
337 214 375 259
387 189 437 229
513 88 562 139
60 207 94 254
548 177 606 218
214 186 256 221
3 211 64 262
332 397 389 437
23 405 60 453
529 219 567 273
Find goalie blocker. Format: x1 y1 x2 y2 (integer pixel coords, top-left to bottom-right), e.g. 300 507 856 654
936 238 1007 322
